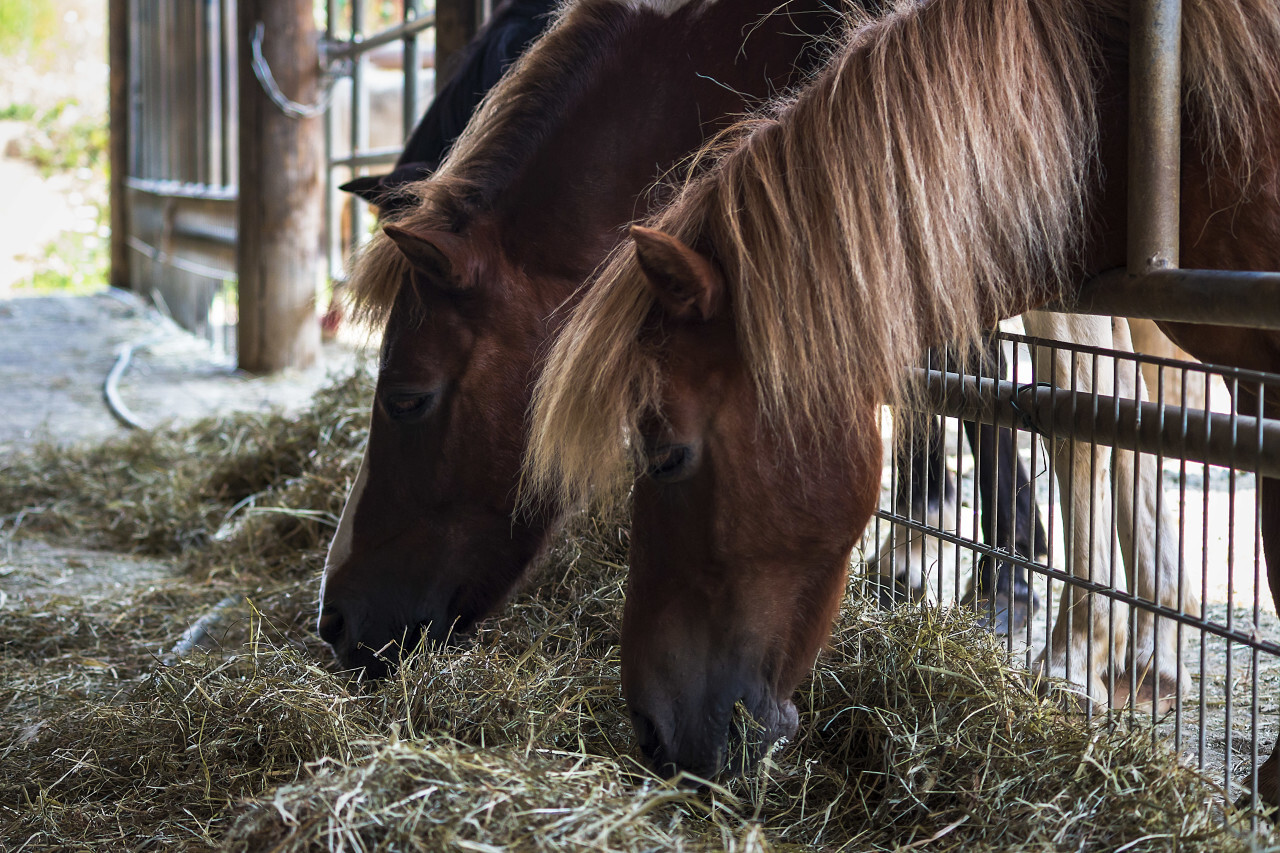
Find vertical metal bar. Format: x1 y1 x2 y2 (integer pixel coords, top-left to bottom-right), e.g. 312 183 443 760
1017 339 1033 667
1198 393 1210 773
403 0 420 141
1153 353 1165 726
208 0 224 188
1225 375 1239 797
1174 362 1188 755
1085 348 1097 723
325 0 339 281
1127 0 1182 274
1043 340 1057 679
350 0 367 247
1066 347 1077 711
1107 349 1121 714
224 0 238 186
1250 381 1266 825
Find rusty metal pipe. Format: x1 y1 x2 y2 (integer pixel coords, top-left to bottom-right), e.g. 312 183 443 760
1044 267 1280 330
909 367 1280 479
1128 0 1182 274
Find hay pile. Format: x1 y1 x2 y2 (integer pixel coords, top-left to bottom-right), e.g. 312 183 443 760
0 368 1268 850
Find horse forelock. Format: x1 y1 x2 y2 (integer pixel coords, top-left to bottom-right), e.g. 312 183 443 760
527 0 1280 507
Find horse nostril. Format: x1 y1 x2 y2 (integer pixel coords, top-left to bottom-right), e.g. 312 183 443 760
317 608 346 645
631 709 662 760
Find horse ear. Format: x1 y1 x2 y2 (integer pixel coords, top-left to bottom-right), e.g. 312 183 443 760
630 225 723 322
382 224 470 291
340 162 437 215
339 175 388 206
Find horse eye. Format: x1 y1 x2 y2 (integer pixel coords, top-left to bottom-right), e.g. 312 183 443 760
384 390 440 422
646 444 698 483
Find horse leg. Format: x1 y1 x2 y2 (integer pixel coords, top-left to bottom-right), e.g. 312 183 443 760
870 414 956 606
1024 311 1126 709
1108 317 1196 714
961 337 1046 634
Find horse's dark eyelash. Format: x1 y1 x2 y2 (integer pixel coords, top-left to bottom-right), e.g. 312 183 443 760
386 392 438 420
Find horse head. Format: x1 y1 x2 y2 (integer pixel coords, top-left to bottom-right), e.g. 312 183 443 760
318 220 571 675
619 227 883 775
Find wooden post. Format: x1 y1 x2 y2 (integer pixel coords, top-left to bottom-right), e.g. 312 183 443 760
434 0 480 94
108 0 131 291
236 0 322 373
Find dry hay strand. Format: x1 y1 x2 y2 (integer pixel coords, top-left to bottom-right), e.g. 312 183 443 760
0 370 1273 850
224 738 756 853
2 629 379 849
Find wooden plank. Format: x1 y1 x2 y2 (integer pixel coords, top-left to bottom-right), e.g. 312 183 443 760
235 0 322 372
109 0 131 290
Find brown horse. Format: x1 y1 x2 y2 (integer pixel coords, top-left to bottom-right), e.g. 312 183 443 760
527 0 1280 789
317 0 848 676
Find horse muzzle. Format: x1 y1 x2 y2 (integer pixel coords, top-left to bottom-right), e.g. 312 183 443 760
628 687 799 779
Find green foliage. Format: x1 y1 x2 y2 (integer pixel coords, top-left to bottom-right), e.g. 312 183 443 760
11 98 108 177
22 227 108 295
5 97 111 295
0 0 60 58
0 102 37 121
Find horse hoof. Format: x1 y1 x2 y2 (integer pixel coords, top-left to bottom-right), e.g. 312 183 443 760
1110 671 1181 715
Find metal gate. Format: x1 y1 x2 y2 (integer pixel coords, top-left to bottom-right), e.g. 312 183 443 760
869 0 1280 822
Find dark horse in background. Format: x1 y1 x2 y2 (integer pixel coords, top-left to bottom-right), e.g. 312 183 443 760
340 0 559 216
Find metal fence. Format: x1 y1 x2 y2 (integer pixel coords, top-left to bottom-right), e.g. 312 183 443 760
863 0 1280 823
322 0 439 284
865 326 1280 812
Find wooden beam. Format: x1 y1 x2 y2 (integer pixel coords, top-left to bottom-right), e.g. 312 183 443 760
108 0 131 291
235 0 322 373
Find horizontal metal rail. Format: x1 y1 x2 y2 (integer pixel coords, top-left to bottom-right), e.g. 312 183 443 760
321 11 436 64
1045 268 1280 330
909 367 1280 479
329 148 402 169
126 177 237 201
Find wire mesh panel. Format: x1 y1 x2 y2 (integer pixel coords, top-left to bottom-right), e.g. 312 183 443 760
862 316 1280 809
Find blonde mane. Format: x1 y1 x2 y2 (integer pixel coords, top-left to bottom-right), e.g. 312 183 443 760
527 0 1280 506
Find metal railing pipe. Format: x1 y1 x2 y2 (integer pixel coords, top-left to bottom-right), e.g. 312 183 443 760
1046 267 1280 330
1128 0 1182 274
329 147 402 170
403 0 421 140
321 12 436 65
909 367 1280 478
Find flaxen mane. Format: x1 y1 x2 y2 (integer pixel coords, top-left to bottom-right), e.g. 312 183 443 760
526 0 1280 507
343 0 694 327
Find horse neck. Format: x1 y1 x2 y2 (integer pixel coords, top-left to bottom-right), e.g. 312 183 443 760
486 0 842 291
